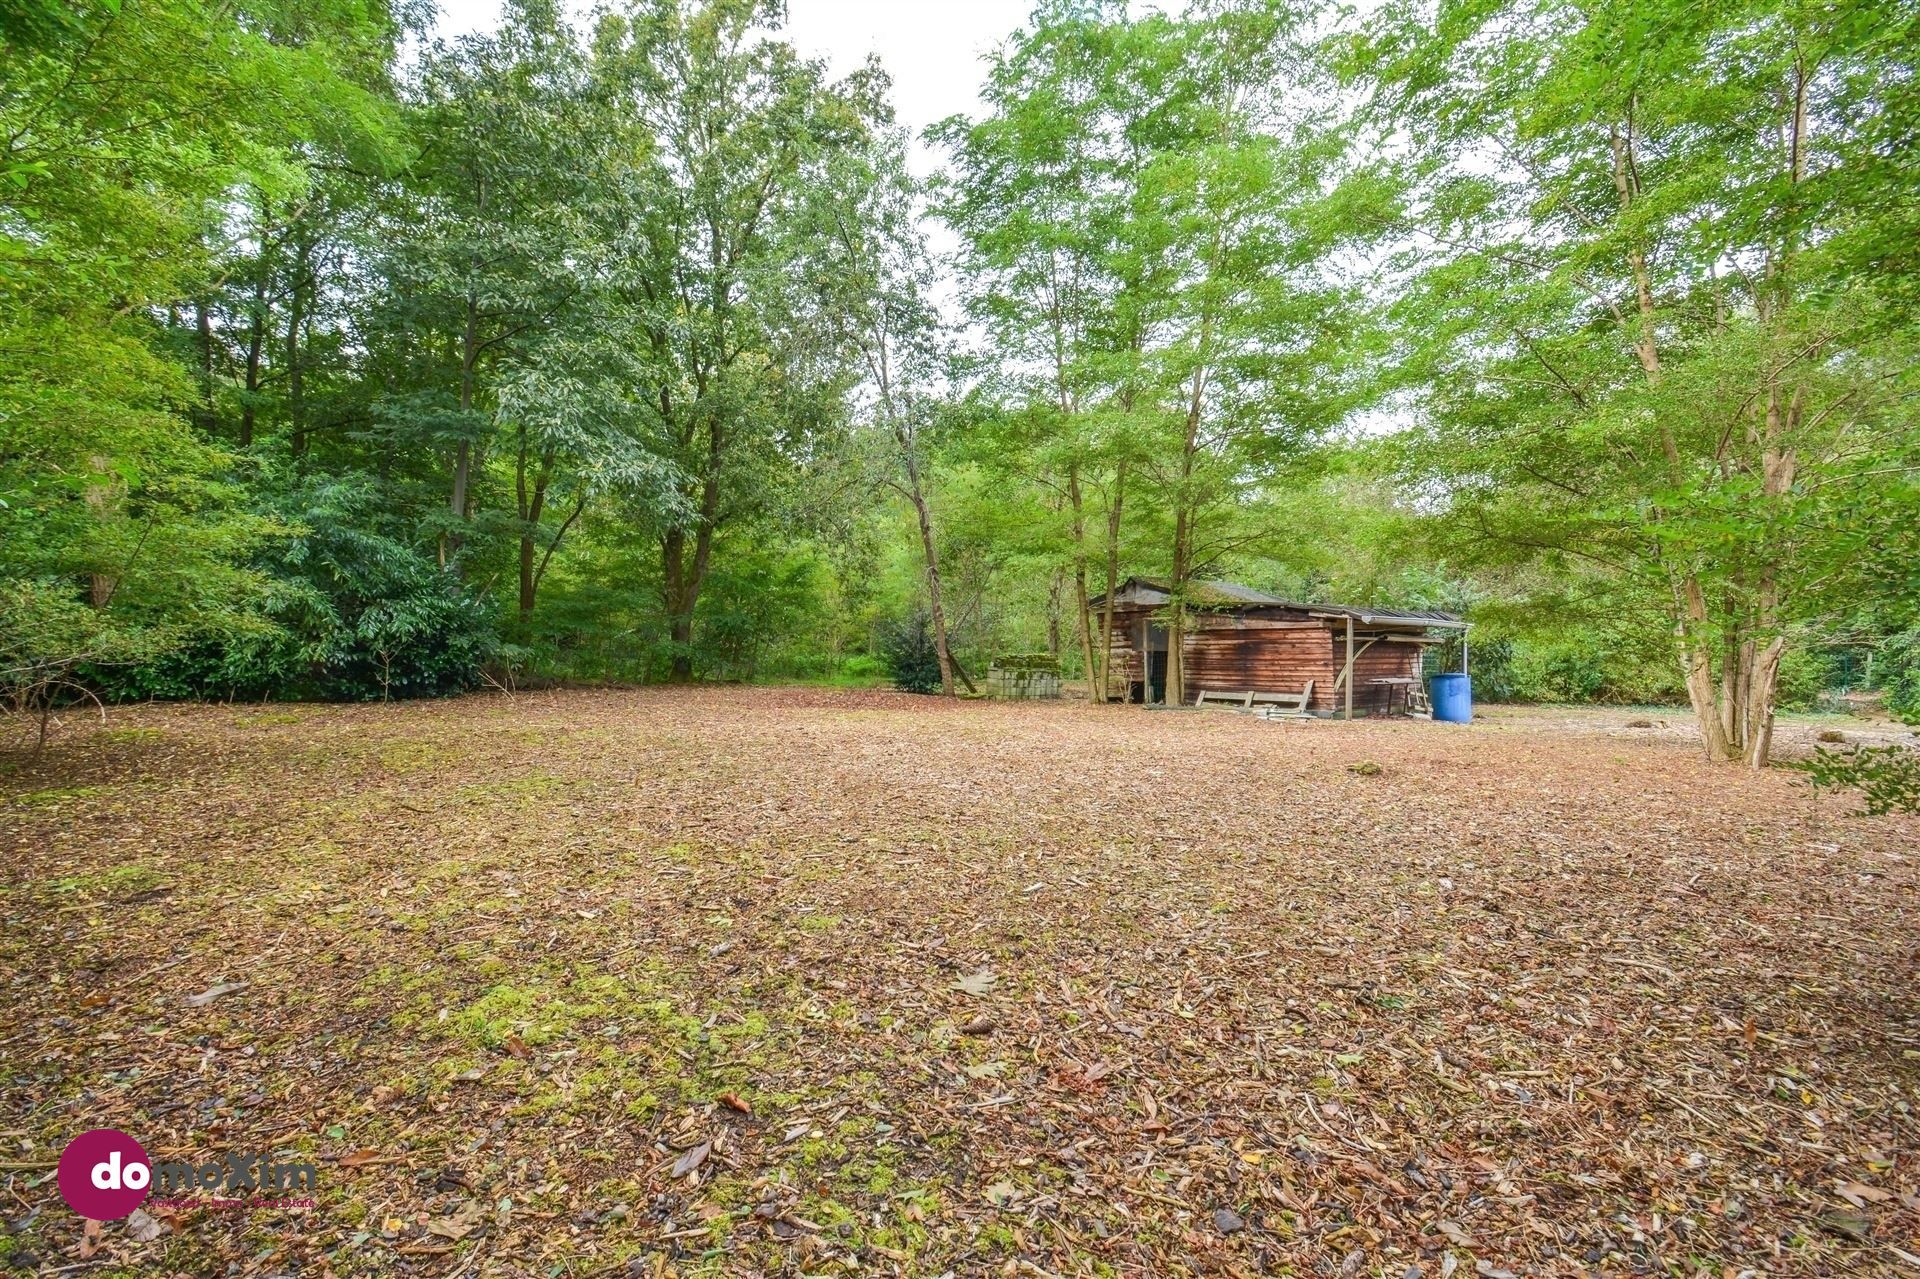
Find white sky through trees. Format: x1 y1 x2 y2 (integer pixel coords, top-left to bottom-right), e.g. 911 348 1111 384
431 0 1039 174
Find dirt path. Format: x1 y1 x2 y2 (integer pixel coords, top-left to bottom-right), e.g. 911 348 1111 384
2 689 1916 1276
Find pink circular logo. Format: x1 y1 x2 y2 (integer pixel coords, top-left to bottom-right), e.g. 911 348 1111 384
56 1129 151 1221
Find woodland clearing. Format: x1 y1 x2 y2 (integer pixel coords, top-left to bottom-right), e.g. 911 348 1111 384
2 688 1917 1277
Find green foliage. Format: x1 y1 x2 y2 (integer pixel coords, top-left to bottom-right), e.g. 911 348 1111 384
876 612 943 695
94 479 497 702
1796 747 1920 816
0 0 1913 732
1880 630 1920 725
692 547 836 682
1347 0 1920 762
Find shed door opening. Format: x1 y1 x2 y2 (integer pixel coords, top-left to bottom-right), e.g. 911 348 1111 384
1141 623 1169 704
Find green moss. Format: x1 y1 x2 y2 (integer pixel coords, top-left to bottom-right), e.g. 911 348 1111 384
376 738 458 773
455 772 571 803
235 710 305 726
977 1221 1019 1249
796 1136 846 1167
95 726 167 745
12 784 106 807
44 863 162 897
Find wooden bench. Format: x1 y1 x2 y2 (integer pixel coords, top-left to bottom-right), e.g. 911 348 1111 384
1194 681 1315 718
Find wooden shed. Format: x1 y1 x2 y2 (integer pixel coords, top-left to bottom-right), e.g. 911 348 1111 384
1088 578 1470 717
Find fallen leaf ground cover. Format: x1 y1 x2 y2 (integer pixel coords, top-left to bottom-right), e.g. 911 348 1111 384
1 688 1917 1278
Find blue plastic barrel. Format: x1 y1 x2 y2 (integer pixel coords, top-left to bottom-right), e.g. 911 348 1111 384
1430 673 1472 723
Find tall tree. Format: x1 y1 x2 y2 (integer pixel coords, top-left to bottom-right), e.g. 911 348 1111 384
806 133 969 694
592 0 885 680
940 1 1363 704
382 0 596 567
1351 0 1920 764
934 0 1126 700
1137 2 1364 705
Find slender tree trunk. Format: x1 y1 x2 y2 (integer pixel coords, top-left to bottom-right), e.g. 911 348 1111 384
1744 385 1801 767
1167 349 1209 708
194 299 216 435
1046 569 1063 659
517 440 554 624
663 526 690 672
239 202 272 450
1674 575 1737 762
1737 73 1809 769
1064 463 1095 702
1168 508 1189 707
451 295 479 533
1098 457 1126 703
285 240 310 458
1614 116 1750 762
240 289 265 450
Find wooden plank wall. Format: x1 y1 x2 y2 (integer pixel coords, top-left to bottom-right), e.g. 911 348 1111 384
1097 612 1146 693
1186 621 1334 706
1345 639 1423 715
1097 610 1425 712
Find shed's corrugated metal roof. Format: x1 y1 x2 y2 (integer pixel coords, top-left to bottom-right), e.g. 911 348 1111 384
1090 577 1468 629
1304 604 1470 630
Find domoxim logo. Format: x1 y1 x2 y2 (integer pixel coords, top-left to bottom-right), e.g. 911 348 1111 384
56 1129 151 1222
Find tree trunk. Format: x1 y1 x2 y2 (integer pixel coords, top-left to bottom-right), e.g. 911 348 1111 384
1064 473 1095 704
239 203 273 450
1098 457 1126 704
662 422 727 682
240 294 265 450
516 440 554 624
1744 637 1785 769
1168 507 1189 708
194 299 216 435
1045 569 1063 659
1167 353 1207 708
1615 116 1754 764
662 526 692 676
285 234 310 457
1742 383 1801 768
1674 574 1737 762
450 295 479 538
904 446 958 697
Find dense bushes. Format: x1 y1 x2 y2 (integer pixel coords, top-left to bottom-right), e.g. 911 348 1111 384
1425 630 1683 705
1880 628 1920 723
92 480 498 703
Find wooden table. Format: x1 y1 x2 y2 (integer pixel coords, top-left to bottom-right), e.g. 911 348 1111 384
1368 677 1420 716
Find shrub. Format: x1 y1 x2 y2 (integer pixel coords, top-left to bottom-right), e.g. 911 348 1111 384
876 610 942 694
839 654 886 683
1796 745 1920 816
92 478 497 702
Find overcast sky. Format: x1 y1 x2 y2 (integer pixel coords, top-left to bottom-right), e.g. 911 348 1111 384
430 0 1041 167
